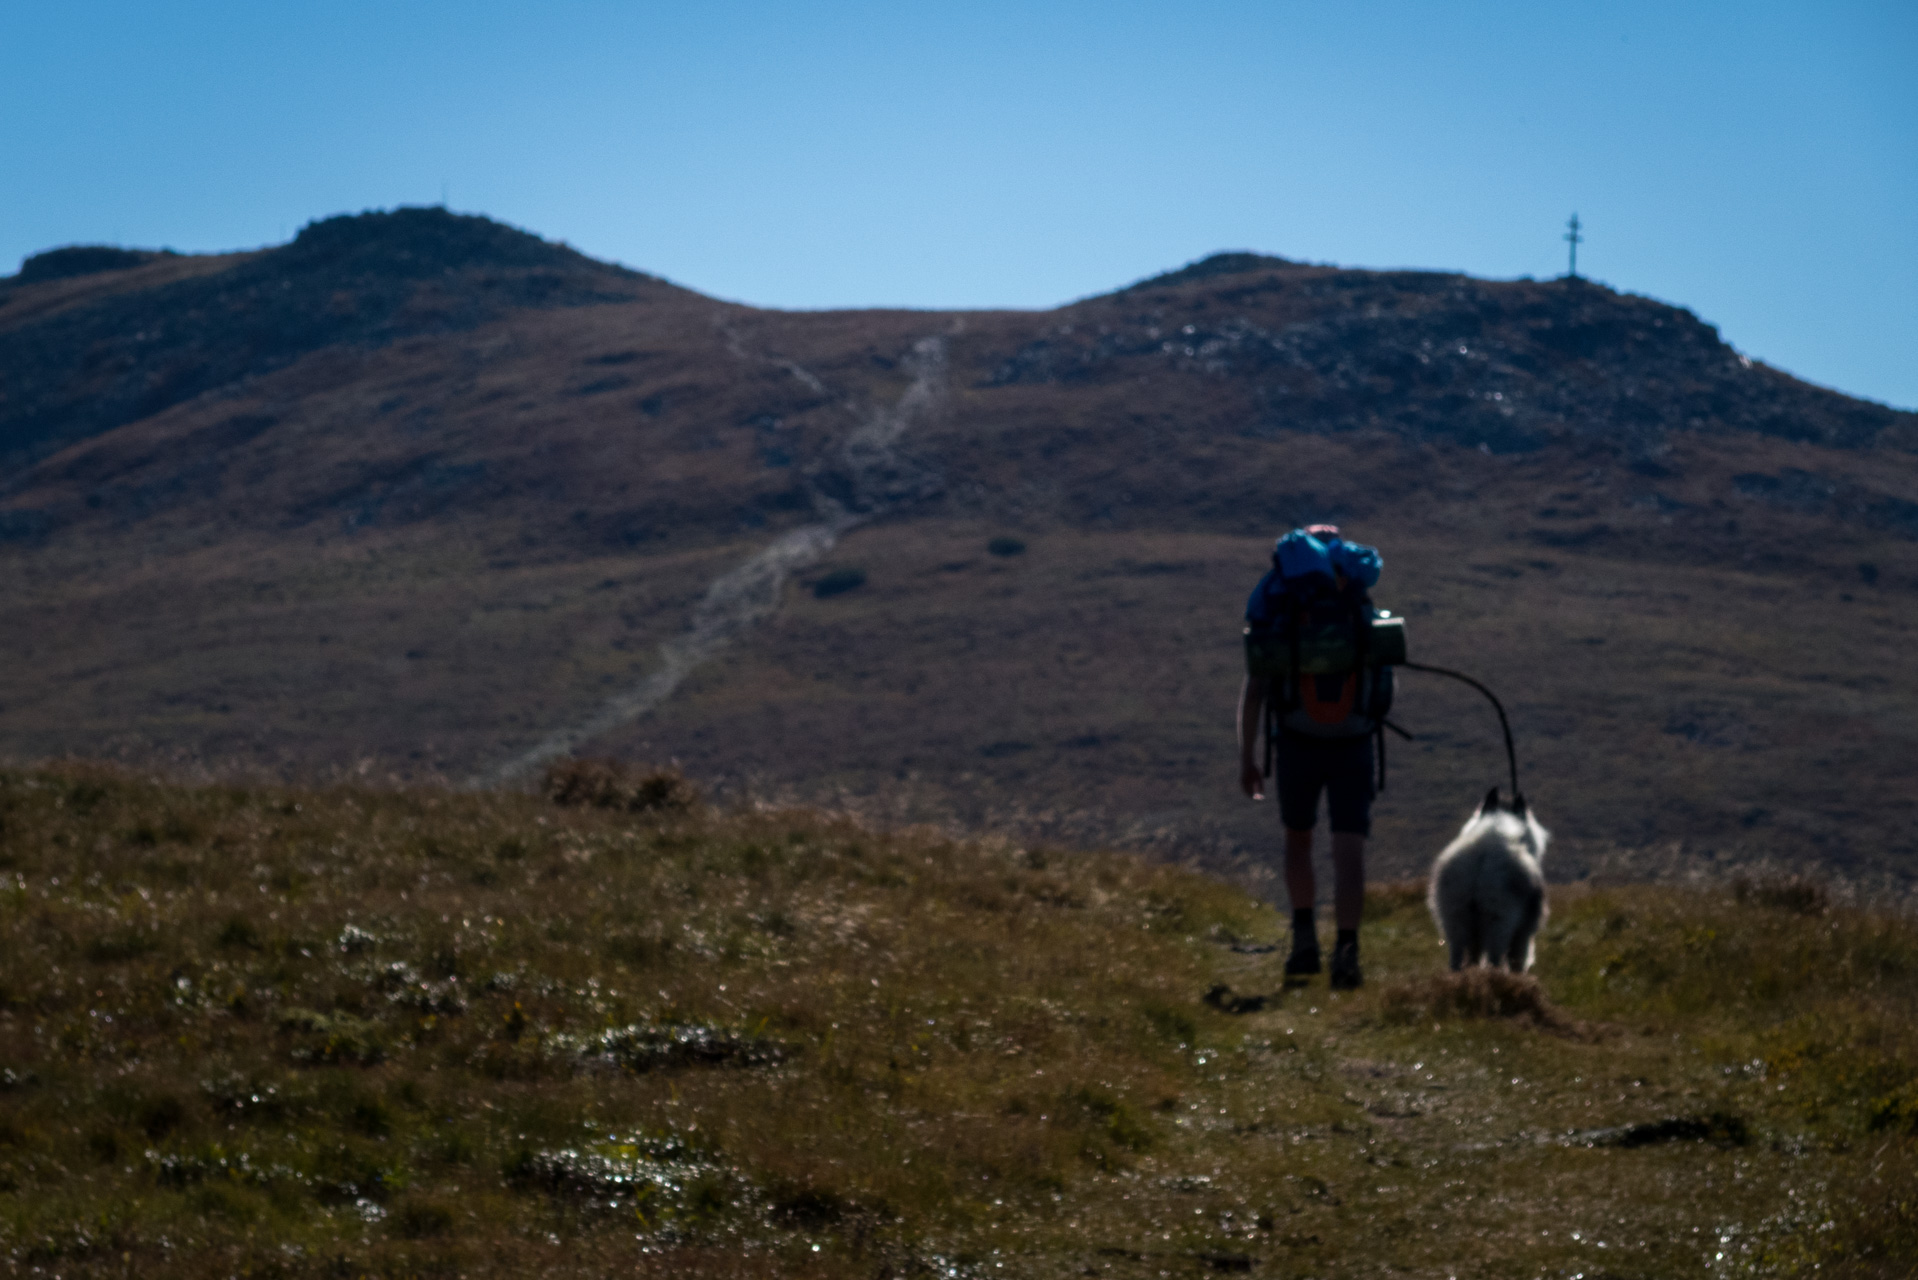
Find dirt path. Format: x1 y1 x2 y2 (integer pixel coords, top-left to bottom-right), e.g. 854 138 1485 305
482 333 949 785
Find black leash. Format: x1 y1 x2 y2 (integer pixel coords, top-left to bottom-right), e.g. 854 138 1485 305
1373 716 1414 792
1398 662 1520 800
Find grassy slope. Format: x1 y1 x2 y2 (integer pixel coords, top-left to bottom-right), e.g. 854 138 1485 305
2 766 1914 1278
9 494 1914 892
0 528 749 777
622 508 1918 893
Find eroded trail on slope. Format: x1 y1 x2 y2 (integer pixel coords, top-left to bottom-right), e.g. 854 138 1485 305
483 334 949 785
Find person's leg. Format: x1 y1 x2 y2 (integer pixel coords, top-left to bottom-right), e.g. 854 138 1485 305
1324 735 1376 989
1274 735 1328 976
1283 827 1316 912
1330 832 1366 931
1282 825 1321 975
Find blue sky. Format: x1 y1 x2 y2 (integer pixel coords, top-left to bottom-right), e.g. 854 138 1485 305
4 1 1913 407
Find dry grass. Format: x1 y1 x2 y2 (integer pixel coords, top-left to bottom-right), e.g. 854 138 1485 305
1377 968 1591 1037
541 757 702 813
1733 873 1832 916
1 764 1915 1277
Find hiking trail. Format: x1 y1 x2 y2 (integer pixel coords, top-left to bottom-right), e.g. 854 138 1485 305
482 333 950 785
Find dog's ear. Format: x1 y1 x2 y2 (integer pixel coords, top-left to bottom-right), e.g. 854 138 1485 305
1512 792 1528 817
1481 786 1501 815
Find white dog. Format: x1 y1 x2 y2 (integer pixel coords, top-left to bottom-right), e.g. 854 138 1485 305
1428 788 1550 972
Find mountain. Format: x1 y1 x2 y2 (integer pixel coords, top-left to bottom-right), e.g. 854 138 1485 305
2 208 1914 894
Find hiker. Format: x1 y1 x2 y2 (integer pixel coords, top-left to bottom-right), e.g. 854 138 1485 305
1237 525 1393 990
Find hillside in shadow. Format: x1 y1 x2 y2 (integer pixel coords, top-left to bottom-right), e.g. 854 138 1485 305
1 209 1914 894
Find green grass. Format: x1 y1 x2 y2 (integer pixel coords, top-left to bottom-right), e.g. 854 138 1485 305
1 763 1914 1277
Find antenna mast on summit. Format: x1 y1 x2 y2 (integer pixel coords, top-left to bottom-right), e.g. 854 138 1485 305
1564 213 1583 278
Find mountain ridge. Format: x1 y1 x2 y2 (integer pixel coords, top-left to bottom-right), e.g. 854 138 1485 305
1 208 1914 897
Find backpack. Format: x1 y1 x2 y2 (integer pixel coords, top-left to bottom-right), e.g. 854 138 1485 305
1244 530 1403 753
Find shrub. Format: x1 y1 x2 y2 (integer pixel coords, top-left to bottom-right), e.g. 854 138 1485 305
541 758 701 813
1732 873 1829 915
1379 969 1585 1035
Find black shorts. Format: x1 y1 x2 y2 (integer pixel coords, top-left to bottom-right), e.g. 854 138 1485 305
1274 732 1376 836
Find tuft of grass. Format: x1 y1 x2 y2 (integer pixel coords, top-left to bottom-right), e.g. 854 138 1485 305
1734 871 1831 915
1377 968 1588 1036
540 756 701 813
276 1009 388 1066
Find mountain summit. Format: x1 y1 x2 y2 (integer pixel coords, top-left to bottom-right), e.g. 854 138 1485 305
0 208 664 468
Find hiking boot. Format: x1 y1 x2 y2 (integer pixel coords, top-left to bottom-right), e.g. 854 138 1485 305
1283 933 1321 978
1329 938 1363 990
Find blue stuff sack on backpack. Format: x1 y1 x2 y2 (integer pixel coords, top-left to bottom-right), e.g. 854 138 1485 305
1243 527 1399 738
1247 529 1383 626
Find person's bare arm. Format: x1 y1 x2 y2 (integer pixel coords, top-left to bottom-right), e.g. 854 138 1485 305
1238 675 1265 799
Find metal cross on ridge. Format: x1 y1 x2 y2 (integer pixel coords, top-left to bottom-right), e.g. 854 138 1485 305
1564 213 1583 278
